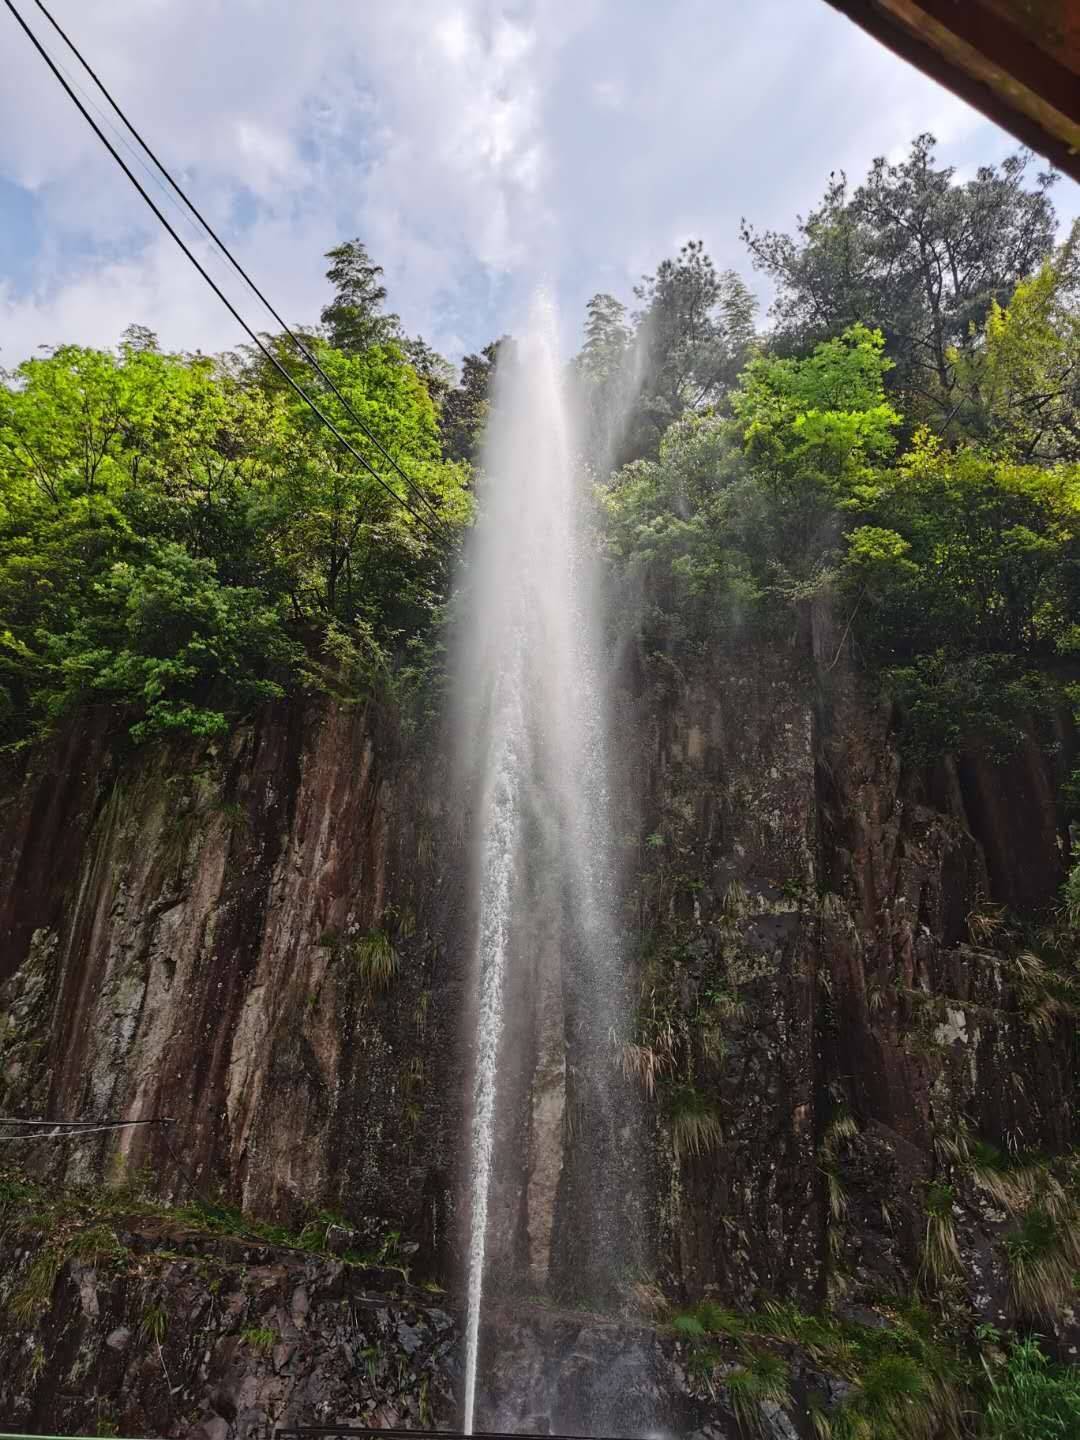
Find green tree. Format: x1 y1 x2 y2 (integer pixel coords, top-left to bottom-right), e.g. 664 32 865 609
953 221 1080 462
742 135 1058 429
0 329 471 748
401 334 455 408
843 429 1078 663
440 338 507 464
0 344 290 742
602 325 897 649
722 324 898 602
578 293 631 384
320 239 401 354
42 540 295 742
576 294 635 469
268 340 469 630
318 241 452 406
630 240 757 455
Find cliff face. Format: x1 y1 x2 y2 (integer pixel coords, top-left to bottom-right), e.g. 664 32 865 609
0 639 1076 1434
0 700 470 1276
626 644 1075 1323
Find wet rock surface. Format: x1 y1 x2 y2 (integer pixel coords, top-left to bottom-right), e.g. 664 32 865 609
0 1234 459 1438
0 640 1077 1431
0 1233 839 1439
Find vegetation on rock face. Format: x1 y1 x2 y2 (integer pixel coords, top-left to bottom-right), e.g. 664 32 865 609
670 1298 1080 1440
0 1163 411 1301
0 1163 446 1436
601 260 1080 763
984 1338 1080 1439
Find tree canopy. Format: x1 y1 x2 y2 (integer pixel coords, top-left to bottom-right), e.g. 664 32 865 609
2 130 1075 781
0 326 470 747
741 135 1058 433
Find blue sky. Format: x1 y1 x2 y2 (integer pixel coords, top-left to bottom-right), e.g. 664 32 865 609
1 0 1077 368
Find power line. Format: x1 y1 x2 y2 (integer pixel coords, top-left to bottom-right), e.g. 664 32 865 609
28 0 448 536
3 0 444 543
39 42 227 267
31 0 449 538
0 1116 175 1142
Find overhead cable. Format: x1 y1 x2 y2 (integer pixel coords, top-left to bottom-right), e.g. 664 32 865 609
3 0 444 543
30 0 448 535
0 1115 176 1142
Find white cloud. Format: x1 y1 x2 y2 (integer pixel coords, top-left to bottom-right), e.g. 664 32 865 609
0 0 1075 366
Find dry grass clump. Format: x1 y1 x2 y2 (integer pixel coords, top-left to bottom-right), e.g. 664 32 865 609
1004 1205 1080 1323
668 1084 723 1160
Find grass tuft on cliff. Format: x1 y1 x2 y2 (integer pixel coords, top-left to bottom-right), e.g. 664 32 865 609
667 1083 723 1160
349 927 400 996
672 1297 969 1439
725 1349 791 1434
1004 1204 1080 1322
984 1339 1080 1438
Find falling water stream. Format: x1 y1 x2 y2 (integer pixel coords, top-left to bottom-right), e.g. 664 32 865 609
458 293 632 1433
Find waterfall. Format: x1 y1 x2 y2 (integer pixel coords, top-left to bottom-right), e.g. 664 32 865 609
457 292 635 1434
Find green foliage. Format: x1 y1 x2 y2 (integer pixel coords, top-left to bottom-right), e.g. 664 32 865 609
603 233 1080 768
725 1349 791 1435
883 654 1059 765
603 324 898 650
819 1111 857 1258
674 1299 743 1339
576 241 758 471
848 430 1079 667
673 1292 1080 1440
733 324 900 481
829 1353 939 1440
343 928 399 998
8 1247 62 1323
240 1325 277 1354
320 239 400 354
0 320 471 748
139 1301 168 1344
984 1338 1080 1439
742 134 1058 430
440 338 507 463
44 540 296 741
678 1297 1080 1440
920 1183 962 1288
953 224 1080 464
0 1162 406 1284
629 241 758 456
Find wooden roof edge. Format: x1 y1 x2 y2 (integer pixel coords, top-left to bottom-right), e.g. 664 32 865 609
823 0 1080 183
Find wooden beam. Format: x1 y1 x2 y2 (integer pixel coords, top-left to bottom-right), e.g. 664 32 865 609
824 0 1080 181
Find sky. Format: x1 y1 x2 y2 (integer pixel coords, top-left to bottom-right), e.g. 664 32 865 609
0 0 1077 369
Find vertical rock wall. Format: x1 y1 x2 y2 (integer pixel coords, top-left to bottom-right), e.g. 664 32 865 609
0 641 1076 1340
0 699 470 1277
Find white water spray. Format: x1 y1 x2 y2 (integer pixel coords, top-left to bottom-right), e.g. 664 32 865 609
461 654 524 1434
458 293 630 1433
